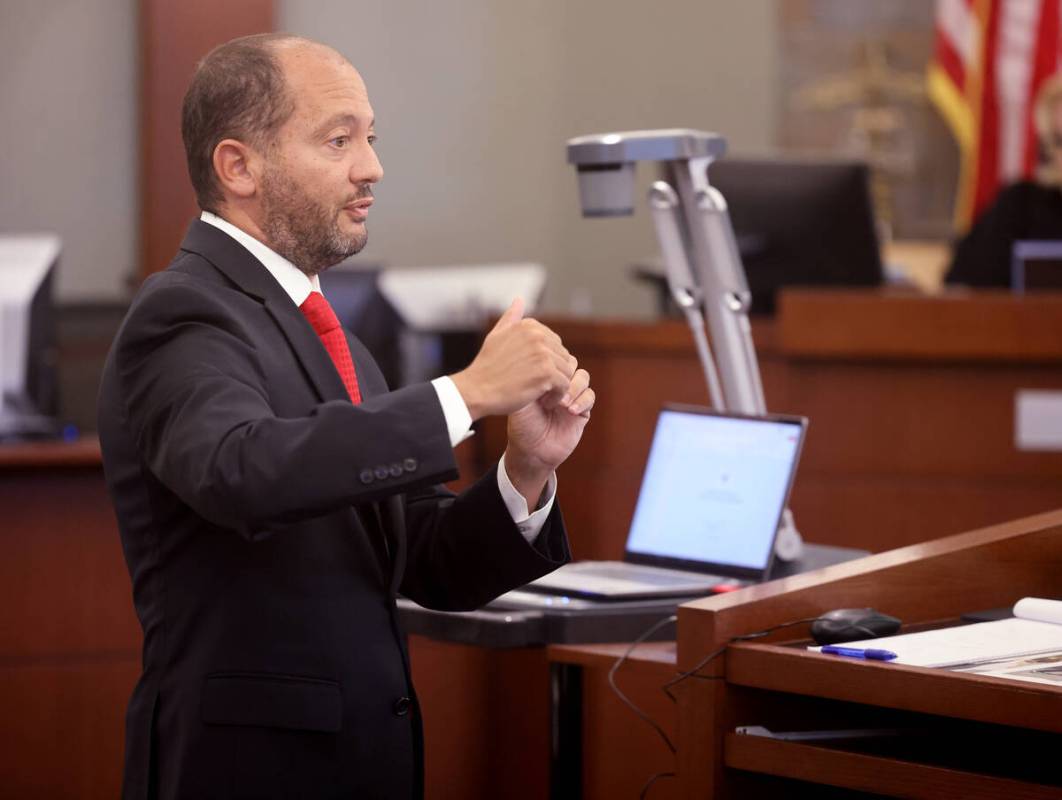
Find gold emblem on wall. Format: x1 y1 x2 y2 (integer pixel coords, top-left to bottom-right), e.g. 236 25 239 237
790 40 927 243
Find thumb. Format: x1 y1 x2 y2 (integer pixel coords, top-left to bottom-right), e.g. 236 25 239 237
490 297 525 333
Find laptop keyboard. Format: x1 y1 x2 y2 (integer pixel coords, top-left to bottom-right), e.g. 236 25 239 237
572 564 723 586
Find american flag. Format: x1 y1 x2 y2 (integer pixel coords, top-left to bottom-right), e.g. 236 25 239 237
929 0 1062 229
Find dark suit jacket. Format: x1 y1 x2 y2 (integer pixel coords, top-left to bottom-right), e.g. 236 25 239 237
98 220 570 800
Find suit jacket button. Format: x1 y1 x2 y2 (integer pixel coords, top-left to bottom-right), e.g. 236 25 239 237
389 463 403 478
403 458 418 473
374 466 389 480
360 469 374 485
393 696 411 717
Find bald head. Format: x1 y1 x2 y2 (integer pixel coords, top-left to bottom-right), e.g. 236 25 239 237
271 35 349 65
181 33 356 212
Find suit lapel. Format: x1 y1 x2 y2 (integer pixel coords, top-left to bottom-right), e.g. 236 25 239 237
180 220 406 590
177 220 349 404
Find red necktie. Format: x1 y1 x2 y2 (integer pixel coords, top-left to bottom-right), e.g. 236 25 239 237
299 291 362 403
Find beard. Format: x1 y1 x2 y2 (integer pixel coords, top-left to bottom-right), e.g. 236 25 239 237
260 165 370 275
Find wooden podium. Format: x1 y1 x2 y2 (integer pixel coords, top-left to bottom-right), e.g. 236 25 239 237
675 510 1062 799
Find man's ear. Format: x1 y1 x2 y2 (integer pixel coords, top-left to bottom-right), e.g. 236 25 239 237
212 138 261 200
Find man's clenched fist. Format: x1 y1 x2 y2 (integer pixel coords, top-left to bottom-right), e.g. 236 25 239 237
450 299 595 506
451 298 577 420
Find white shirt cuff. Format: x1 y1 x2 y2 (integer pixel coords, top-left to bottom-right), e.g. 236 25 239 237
430 376 474 448
497 451 557 544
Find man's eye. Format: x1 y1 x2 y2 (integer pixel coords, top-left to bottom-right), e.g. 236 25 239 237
330 136 350 148
368 135 378 147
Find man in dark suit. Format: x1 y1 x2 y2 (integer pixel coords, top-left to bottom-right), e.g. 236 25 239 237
98 33 594 799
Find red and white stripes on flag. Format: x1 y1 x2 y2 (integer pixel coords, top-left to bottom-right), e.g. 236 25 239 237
929 0 1062 229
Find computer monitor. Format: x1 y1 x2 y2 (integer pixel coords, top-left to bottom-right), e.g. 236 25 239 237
376 263 547 384
0 235 61 439
705 157 883 313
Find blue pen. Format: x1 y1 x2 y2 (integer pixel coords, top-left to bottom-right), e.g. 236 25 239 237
821 646 897 661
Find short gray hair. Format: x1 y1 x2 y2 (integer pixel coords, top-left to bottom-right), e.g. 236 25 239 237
181 33 302 212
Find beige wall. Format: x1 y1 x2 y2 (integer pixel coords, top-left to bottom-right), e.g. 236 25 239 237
280 0 778 316
0 0 137 302
0 1 777 311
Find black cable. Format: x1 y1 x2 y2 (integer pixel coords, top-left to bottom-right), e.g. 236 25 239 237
606 614 678 754
610 611 885 791
638 770 675 799
661 616 823 702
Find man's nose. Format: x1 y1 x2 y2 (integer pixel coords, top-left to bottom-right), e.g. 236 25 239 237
353 145 383 184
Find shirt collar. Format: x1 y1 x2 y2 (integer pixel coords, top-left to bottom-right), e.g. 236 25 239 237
200 211 321 305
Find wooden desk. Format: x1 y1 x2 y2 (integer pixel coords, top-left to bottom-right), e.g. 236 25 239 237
675 510 1062 798
0 438 137 799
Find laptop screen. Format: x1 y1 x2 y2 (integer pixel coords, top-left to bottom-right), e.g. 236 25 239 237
624 406 806 578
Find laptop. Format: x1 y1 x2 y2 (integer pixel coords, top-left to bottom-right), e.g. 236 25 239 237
521 404 807 601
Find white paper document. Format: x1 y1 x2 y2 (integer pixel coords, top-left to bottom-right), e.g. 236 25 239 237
810 598 1062 686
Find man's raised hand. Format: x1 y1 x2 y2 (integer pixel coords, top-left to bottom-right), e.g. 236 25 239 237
450 298 578 420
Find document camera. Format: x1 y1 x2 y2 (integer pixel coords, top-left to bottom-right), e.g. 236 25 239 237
566 129 803 560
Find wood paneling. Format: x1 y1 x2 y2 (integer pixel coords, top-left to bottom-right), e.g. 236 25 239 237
409 638 551 799
0 660 140 800
0 456 138 657
138 0 274 279
580 664 681 800
0 442 134 799
777 289 1062 361
549 643 681 800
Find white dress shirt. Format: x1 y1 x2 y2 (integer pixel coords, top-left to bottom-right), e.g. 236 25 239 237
199 211 555 541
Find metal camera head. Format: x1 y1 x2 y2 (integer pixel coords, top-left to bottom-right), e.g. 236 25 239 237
566 129 727 217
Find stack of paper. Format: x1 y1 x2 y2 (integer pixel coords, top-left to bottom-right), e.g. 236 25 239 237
811 598 1062 687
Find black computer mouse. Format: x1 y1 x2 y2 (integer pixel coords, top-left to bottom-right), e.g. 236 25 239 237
810 608 902 645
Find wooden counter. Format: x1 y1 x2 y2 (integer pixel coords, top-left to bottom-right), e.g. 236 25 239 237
0 438 137 799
